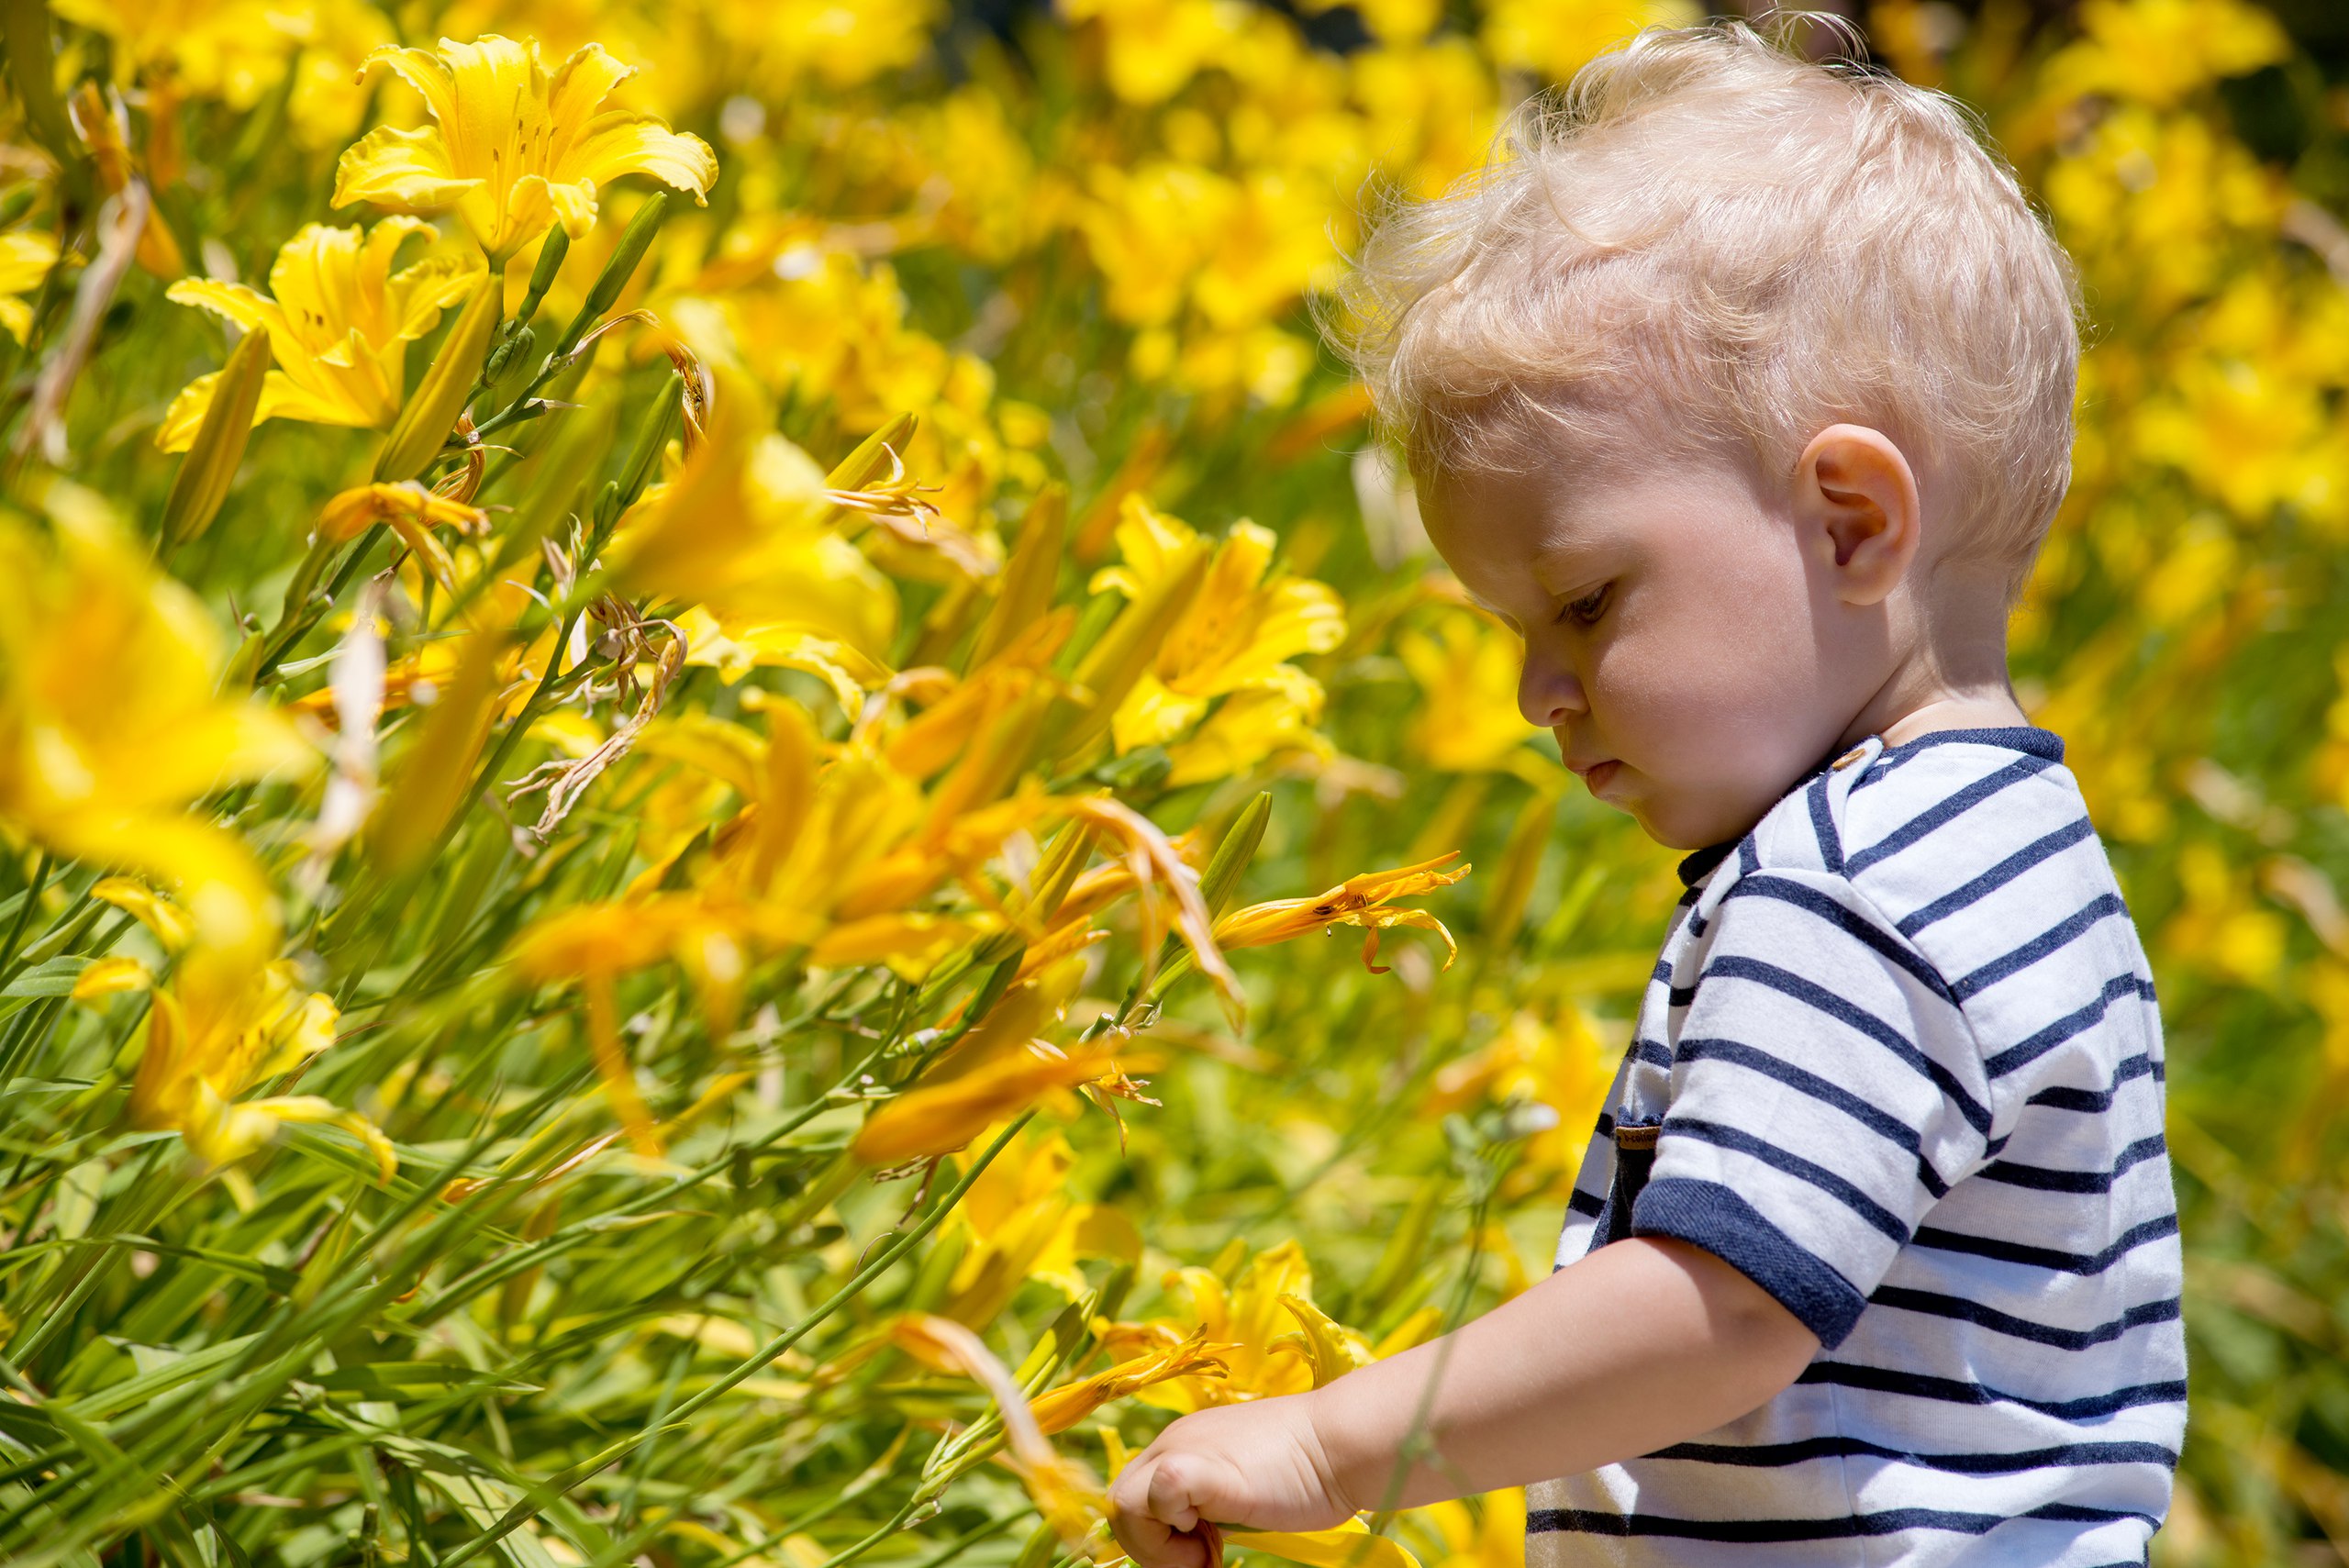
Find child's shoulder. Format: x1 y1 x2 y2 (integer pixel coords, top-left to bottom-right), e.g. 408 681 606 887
1732 725 2129 981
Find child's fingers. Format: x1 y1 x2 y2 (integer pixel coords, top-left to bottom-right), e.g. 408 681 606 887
1108 1456 1208 1568
1142 1453 1208 1531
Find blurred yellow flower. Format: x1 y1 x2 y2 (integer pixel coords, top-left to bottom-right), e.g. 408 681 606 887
1399 609 1544 774
0 491 313 956
1397 1490 1525 1568
2038 0 2289 110
1163 666 1331 787
54 0 295 109
0 230 59 343
1060 0 1251 105
852 1041 1133 1165
114 951 394 1182
336 36 718 259
1480 0 1700 84
1090 500 1344 761
710 0 941 90
612 374 899 657
1427 1005 1626 1203
158 218 480 451
317 482 492 592
938 1126 1141 1328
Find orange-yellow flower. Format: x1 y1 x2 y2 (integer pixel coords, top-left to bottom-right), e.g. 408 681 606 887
1213 851 1471 973
1029 1327 1230 1433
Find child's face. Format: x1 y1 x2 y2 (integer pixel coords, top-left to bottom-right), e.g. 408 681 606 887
1421 437 1899 851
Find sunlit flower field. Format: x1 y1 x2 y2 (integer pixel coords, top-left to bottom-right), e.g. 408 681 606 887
0 0 2343 1564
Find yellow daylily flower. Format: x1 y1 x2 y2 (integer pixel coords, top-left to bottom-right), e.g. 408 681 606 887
53 0 295 113
1163 664 1331 787
114 951 395 1182
336 36 718 260
612 372 899 659
2036 0 2289 112
158 218 481 452
0 229 59 343
1397 608 1542 773
1213 851 1471 974
0 489 314 957
937 1126 1141 1328
1108 1238 1366 1411
1059 0 1251 105
671 606 892 719
1089 498 1345 756
316 482 492 593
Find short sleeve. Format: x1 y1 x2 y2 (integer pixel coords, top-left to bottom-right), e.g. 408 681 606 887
1629 868 1994 1348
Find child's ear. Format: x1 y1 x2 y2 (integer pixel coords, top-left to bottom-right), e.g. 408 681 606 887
1793 424 1921 606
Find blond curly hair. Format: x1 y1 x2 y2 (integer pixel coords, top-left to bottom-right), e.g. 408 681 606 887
1325 19 2083 600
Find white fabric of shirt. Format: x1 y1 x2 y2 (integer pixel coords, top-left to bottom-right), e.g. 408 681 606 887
1525 728 2184 1568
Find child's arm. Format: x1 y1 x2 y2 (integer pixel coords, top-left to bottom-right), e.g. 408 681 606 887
1105 1236 1819 1568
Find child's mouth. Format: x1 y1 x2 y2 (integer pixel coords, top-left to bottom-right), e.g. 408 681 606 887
1577 760 1620 793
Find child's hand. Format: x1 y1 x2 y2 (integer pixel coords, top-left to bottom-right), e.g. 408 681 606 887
1106 1394 1355 1568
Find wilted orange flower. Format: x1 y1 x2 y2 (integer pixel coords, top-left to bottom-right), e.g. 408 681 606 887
1213 851 1471 973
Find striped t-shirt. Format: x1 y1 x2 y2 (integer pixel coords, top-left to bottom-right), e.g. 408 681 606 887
1528 726 2184 1567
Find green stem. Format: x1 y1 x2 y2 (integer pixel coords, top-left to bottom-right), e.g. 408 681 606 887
0 849 51 977
430 1111 1038 1568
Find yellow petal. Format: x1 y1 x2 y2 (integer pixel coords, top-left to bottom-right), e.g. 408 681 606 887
72 955 154 1001
163 277 282 337
156 370 223 455
1273 1294 1373 1387
564 111 719 203
808 912 993 979
545 41 637 128
358 43 464 136
852 1045 1125 1165
90 876 194 952
1225 1520 1421 1568
332 127 478 218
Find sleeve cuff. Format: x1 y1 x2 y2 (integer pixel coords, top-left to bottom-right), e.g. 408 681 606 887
1630 1174 1869 1348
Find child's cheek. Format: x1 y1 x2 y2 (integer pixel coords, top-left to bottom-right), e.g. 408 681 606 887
1599 618 1828 810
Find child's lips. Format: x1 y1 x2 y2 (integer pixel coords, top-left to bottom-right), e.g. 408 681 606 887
1572 759 1620 793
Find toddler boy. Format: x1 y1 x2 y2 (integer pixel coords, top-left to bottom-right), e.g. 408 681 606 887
1108 20 2183 1568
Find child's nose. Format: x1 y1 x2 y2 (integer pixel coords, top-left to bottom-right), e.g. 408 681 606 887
1518 656 1586 728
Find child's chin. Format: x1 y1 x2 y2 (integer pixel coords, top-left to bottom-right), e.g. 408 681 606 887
1629 795 1725 852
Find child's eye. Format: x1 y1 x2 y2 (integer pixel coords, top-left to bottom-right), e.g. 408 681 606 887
1557 584 1610 627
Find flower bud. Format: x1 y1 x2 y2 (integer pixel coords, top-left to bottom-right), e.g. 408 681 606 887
158 323 270 550
373 272 499 484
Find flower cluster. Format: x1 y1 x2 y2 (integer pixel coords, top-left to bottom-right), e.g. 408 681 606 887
0 2 2341 1565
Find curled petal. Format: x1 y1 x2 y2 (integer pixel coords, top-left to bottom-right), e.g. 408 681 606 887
1346 907 1458 974
569 111 719 203
331 124 478 214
